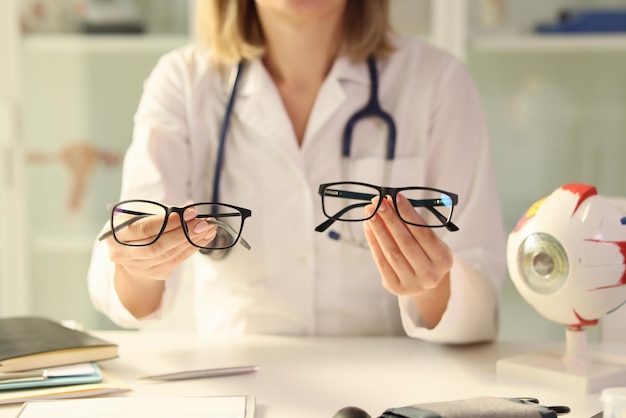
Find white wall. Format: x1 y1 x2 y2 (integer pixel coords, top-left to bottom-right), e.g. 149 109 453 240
0 0 29 317
468 34 626 344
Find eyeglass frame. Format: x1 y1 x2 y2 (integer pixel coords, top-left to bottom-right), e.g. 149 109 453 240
98 199 252 251
315 181 459 233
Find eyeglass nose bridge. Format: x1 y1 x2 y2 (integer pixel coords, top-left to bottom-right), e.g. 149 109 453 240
170 206 193 237
372 186 405 216
367 188 391 218
154 206 201 247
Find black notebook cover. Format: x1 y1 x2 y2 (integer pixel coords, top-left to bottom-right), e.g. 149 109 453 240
0 316 118 373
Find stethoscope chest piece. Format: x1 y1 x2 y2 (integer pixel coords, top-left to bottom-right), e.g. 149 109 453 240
199 228 235 260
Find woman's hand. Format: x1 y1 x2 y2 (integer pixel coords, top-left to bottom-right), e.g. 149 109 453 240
104 207 217 319
105 206 217 282
363 194 453 328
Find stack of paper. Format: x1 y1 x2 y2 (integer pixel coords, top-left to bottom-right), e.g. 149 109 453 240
0 317 129 404
0 363 103 390
0 364 130 405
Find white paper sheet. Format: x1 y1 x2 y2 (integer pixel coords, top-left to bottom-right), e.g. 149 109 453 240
16 395 256 418
45 363 98 377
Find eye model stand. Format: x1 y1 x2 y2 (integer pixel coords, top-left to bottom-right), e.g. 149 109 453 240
497 325 626 393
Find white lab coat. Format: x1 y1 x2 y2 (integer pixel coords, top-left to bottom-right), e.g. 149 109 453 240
88 33 506 343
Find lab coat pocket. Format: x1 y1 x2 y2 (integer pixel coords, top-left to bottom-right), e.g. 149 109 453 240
346 157 423 187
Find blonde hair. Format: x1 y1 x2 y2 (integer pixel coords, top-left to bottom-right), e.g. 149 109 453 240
196 0 394 66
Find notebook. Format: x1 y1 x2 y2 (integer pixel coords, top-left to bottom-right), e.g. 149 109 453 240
0 316 118 373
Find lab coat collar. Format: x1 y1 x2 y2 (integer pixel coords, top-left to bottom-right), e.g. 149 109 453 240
329 55 371 86
236 55 371 97
238 59 264 97
230 55 372 154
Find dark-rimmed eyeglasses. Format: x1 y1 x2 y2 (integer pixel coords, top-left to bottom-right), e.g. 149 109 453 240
315 182 459 233
98 200 252 251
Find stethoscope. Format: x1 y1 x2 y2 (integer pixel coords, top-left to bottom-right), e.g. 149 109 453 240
203 55 396 259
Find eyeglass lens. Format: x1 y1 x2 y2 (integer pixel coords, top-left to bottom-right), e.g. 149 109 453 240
111 201 244 249
321 183 454 227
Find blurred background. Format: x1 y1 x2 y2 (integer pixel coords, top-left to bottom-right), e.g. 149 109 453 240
0 0 624 341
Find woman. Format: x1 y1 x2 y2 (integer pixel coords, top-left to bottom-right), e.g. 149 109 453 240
88 0 506 343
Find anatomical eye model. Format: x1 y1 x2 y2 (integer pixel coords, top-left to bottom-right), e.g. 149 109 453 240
509 183 626 328
498 183 626 393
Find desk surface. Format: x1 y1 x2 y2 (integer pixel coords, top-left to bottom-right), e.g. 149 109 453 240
0 331 617 418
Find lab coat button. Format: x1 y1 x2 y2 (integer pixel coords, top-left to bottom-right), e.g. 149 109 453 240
297 255 308 265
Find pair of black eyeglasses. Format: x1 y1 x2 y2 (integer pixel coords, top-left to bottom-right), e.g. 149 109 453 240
98 200 252 251
315 181 459 233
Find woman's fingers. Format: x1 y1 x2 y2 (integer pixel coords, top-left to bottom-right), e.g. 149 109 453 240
363 218 402 294
125 237 211 278
107 213 217 264
395 193 453 269
363 197 415 294
367 197 424 270
364 194 452 295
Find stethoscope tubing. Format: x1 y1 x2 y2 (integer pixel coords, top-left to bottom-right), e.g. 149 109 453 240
202 61 246 259
212 60 246 203
342 55 396 160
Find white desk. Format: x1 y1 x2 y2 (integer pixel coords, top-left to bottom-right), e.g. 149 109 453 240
0 331 618 418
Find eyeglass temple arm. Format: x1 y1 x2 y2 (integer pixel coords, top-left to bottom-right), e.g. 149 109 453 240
315 201 370 232
197 217 251 250
334 189 455 209
427 206 459 232
406 196 459 232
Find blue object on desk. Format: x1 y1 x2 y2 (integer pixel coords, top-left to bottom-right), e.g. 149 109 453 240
0 363 102 391
536 9 626 33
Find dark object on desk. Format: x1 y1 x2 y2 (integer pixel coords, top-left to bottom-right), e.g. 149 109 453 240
0 316 118 373
536 9 626 33
379 397 569 418
334 406 371 418
335 397 570 418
